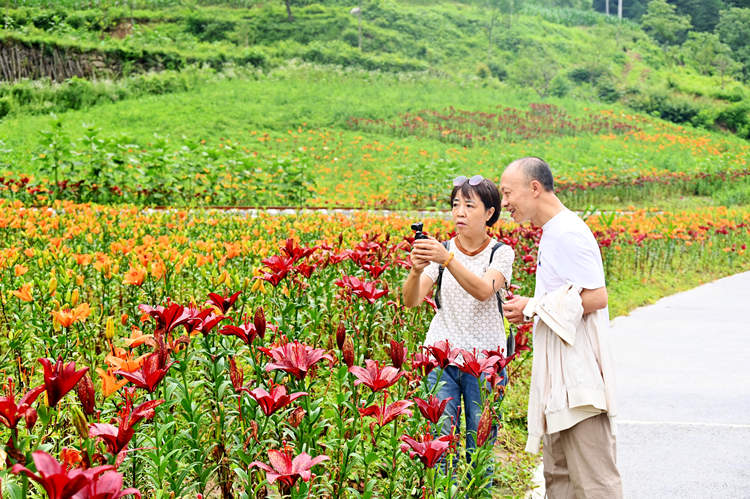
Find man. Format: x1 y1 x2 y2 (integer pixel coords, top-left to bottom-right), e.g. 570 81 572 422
500 157 623 498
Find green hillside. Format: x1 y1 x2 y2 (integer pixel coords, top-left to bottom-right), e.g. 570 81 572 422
0 0 748 209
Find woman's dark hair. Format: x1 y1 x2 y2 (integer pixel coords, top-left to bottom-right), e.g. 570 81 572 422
450 178 501 226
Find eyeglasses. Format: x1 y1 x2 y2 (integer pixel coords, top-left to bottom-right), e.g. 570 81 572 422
453 175 484 187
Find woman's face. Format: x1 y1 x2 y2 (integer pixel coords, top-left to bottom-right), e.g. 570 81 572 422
451 189 492 235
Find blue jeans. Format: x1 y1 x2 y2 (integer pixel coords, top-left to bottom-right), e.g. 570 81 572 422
426 365 506 462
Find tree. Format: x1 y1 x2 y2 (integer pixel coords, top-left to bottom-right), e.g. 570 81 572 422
667 0 721 32
640 0 692 45
592 0 648 20
284 0 294 21
511 52 560 98
716 8 750 81
681 32 740 87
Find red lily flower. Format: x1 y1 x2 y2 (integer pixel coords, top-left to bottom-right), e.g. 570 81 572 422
410 352 438 377
220 321 260 346
115 350 175 393
39 357 90 408
294 262 316 279
261 254 295 277
361 261 390 279
77 468 141 499
334 275 388 304
349 359 405 393
0 378 44 430
386 339 407 369
206 291 241 314
400 433 454 468
89 389 164 456
455 349 500 378
280 238 317 263
359 399 413 427
138 303 191 334
260 341 334 380
515 323 533 353
413 395 453 424
249 449 328 491
425 340 460 369
481 347 515 370
194 311 227 336
10 450 114 499
243 383 308 417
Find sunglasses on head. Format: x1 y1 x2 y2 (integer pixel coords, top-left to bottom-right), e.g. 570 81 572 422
453 175 484 187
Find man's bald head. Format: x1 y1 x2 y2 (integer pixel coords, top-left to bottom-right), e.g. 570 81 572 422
505 157 554 193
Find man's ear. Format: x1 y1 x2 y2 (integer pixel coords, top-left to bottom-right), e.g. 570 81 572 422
530 179 542 197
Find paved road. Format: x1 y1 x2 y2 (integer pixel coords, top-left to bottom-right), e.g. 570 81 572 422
612 271 750 499
527 271 750 498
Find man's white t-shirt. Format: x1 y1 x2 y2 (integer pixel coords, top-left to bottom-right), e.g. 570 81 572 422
536 209 606 299
535 208 608 425
422 238 515 356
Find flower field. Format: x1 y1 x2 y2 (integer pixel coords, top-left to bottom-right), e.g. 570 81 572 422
0 200 747 498
1 100 748 210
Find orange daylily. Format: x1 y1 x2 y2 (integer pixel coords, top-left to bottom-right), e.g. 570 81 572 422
14 264 28 276
51 309 76 328
11 283 33 302
73 303 91 322
95 367 129 398
105 347 148 373
123 265 146 286
123 328 154 348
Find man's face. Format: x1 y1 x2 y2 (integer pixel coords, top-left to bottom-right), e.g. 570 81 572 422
500 167 533 224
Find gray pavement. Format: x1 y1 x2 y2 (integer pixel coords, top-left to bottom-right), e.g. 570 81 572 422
611 271 750 499
527 271 750 499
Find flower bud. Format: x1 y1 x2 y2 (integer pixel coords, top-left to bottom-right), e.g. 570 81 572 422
48 276 58 294
121 313 128 326
288 406 306 428
254 307 266 339
76 372 96 416
342 337 355 368
476 405 493 447
105 316 115 340
336 321 346 350
70 406 89 439
229 356 243 392
70 288 79 306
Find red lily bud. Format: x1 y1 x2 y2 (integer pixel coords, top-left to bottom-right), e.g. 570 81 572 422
254 307 266 339
336 322 346 350
342 338 354 368
288 406 306 428
76 372 96 415
24 407 38 430
387 339 407 369
229 357 244 392
476 405 494 447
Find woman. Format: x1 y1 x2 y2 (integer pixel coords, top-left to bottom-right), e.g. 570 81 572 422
402 174 514 460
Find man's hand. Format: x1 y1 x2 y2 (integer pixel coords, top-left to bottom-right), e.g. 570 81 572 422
502 296 531 324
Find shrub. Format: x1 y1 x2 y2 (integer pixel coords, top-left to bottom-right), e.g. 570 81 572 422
0 96 10 119
597 80 621 103
487 60 508 81
715 103 750 138
476 63 491 79
549 74 570 97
